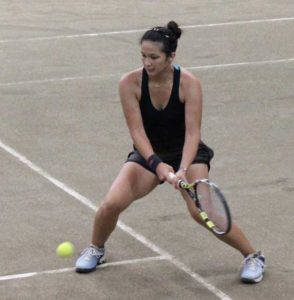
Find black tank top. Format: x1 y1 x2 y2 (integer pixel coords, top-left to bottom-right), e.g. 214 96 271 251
140 65 185 153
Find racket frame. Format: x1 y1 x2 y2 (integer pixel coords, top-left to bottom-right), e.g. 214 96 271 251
178 178 232 235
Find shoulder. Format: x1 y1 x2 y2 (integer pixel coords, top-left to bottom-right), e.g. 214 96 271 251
177 66 202 105
177 67 202 102
119 68 143 90
119 68 143 101
179 67 201 89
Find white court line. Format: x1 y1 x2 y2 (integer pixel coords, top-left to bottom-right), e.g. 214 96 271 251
0 16 293 43
186 57 294 70
0 57 293 87
0 74 117 87
0 138 232 300
0 256 165 282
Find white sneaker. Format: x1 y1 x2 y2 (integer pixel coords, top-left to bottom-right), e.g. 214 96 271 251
75 245 106 273
240 251 265 283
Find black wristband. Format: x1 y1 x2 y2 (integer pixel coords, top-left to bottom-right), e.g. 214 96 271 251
147 154 162 172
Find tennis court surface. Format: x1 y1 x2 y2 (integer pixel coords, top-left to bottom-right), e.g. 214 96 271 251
1 1 293 299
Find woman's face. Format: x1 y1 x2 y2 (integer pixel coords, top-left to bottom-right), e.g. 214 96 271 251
141 40 173 76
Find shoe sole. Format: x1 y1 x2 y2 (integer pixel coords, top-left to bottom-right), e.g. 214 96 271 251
75 256 106 274
241 273 264 284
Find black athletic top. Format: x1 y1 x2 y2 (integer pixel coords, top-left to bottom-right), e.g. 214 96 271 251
140 65 185 153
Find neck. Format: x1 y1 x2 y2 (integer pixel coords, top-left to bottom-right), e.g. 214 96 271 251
148 65 174 87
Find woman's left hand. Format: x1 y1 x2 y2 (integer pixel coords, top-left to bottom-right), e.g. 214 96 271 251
170 168 188 189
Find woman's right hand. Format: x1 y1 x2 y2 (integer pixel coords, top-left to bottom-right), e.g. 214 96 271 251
155 163 174 183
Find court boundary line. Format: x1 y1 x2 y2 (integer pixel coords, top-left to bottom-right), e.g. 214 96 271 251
0 138 232 300
0 16 293 43
0 57 293 87
0 256 166 282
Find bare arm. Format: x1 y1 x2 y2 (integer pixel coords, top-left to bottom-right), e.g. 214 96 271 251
119 72 154 160
179 71 202 173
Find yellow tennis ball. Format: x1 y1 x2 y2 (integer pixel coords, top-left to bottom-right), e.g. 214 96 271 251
56 241 75 258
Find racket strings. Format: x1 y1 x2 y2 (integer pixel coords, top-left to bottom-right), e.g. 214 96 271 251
196 182 230 233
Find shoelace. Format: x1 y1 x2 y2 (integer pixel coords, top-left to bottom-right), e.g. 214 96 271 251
81 247 104 258
242 254 264 271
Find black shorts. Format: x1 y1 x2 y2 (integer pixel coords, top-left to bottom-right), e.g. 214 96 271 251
125 142 214 175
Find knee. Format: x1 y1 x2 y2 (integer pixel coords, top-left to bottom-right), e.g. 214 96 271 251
188 209 206 226
98 196 126 217
190 211 202 224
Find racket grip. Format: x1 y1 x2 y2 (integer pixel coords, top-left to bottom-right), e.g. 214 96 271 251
168 172 187 188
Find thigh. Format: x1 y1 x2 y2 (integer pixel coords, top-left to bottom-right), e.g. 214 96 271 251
103 161 160 211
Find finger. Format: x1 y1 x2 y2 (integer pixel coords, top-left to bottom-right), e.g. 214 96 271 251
168 172 176 180
168 172 180 189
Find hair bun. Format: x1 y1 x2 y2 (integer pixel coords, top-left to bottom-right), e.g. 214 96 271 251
167 21 182 39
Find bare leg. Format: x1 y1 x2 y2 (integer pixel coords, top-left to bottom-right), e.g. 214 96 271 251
92 162 159 247
183 164 255 257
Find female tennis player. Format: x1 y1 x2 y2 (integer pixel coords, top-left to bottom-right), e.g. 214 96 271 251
75 21 265 283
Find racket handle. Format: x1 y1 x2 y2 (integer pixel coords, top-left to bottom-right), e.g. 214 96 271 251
168 172 187 188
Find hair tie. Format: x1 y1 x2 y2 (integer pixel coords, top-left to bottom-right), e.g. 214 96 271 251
151 27 171 39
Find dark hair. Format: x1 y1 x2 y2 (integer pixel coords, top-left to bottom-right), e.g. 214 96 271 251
140 21 182 57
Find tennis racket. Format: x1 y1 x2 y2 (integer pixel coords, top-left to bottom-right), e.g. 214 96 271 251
169 173 232 235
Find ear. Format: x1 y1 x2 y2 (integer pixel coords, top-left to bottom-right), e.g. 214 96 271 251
169 52 176 61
